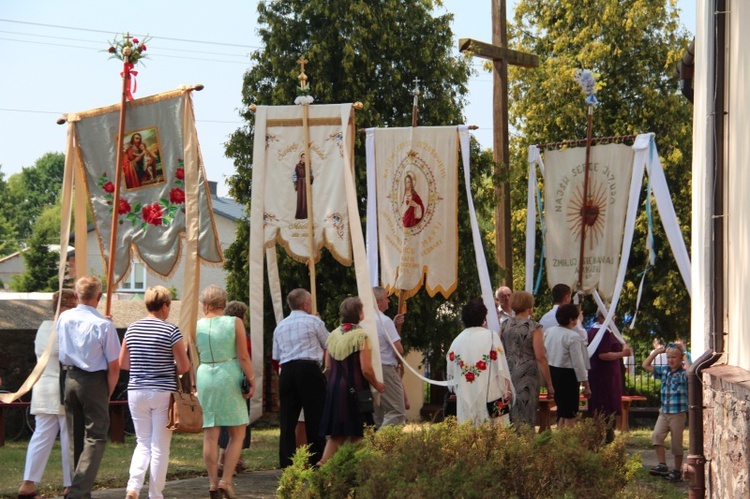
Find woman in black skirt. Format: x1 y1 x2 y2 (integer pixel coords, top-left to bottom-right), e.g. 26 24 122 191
318 297 385 465
542 304 591 428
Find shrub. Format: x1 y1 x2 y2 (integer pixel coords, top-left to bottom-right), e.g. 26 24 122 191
277 419 640 498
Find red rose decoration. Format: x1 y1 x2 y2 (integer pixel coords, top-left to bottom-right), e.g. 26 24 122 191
132 38 139 44
342 323 353 332
175 168 185 180
118 199 131 215
108 46 116 53
169 188 185 204
489 349 498 360
103 181 115 193
476 360 487 371
449 352 455 362
141 43 147 51
459 360 465 368
465 372 475 383
142 203 164 226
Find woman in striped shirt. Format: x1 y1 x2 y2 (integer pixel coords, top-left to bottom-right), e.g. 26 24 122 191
119 286 190 499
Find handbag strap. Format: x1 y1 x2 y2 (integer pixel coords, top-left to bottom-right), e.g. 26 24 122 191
486 330 493 404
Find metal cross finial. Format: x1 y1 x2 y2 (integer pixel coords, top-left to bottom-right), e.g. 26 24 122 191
411 77 421 97
297 56 309 90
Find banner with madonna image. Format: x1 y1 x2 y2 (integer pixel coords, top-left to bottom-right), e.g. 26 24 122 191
69 87 223 284
368 127 458 299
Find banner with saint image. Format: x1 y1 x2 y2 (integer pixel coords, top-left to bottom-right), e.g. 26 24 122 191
71 88 223 283
543 143 634 301
251 104 353 264
371 127 458 299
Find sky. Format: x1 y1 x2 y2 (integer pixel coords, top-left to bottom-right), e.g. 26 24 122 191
0 1 695 198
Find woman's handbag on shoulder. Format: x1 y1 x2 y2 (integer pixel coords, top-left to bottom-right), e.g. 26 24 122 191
486 330 510 419
166 370 203 433
166 390 203 433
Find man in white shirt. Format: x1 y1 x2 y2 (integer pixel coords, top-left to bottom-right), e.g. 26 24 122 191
538 283 588 344
495 286 513 324
272 288 329 468
372 287 407 428
58 276 120 498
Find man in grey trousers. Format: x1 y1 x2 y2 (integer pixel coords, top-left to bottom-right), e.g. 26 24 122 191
372 287 407 428
58 276 121 498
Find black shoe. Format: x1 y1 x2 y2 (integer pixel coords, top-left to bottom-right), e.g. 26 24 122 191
649 463 669 476
665 469 682 482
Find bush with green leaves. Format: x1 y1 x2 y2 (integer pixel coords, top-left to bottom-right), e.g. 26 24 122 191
278 418 641 498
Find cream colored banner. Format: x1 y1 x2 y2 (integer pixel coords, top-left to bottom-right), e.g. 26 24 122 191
543 143 633 301
256 105 352 265
373 127 458 299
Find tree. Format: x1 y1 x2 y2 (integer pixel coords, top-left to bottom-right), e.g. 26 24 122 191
6 152 65 240
507 0 693 346
10 210 62 292
0 167 20 258
225 0 498 378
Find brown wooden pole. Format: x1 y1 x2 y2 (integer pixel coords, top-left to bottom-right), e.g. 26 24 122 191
577 104 594 292
492 0 514 286
104 39 132 316
302 103 317 315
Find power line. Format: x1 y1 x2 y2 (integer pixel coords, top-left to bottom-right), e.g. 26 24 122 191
0 18 260 49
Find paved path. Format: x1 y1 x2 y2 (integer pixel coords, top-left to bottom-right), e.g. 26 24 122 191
83 470 282 499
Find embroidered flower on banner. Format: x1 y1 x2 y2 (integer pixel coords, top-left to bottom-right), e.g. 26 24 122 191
97 164 186 230
449 348 500 383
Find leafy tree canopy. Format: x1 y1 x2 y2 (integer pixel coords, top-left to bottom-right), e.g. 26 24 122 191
225 0 499 374
507 0 693 348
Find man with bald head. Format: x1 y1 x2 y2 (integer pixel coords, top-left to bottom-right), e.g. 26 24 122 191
495 286 513 324
58 275 120 498
272 288 329 468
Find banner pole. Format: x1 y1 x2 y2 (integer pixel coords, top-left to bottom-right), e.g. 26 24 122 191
577 103 594 293
397 78 422 314
298 57 317 314
105 34 134 316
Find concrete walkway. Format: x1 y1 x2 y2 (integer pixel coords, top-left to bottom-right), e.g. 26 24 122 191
85 470 282 499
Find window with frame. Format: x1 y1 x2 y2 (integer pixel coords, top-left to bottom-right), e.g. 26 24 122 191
118 261 147 292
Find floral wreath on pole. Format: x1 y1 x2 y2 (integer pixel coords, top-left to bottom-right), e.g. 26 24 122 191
107 34 151 100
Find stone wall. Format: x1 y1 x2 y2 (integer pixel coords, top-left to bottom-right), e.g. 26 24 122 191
703 364 750 498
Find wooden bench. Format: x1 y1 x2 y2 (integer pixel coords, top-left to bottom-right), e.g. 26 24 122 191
0 399 130 446
537 394 647 432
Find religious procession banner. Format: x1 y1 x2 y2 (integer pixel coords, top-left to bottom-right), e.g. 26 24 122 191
543 143 633 301
250 103 383 424
367 127 458 299
252 104 352 265
68 87 223 284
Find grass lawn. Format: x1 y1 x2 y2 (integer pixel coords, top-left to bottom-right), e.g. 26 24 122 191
0 426 279 498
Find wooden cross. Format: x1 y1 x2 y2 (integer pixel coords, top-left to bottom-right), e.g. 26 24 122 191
459 0 539 287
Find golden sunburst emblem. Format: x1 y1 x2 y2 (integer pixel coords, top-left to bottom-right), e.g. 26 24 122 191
567 178 607 249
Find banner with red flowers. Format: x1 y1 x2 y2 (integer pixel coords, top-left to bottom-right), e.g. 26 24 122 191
69 88 222 283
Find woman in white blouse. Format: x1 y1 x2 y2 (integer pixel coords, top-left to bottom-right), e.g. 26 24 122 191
17 290 77 499
543 303 591 428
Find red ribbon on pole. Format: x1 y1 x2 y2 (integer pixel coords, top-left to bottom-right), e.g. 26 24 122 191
120 62 139 101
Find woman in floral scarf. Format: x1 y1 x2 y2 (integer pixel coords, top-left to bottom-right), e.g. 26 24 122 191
447 298 514 426
318 297 385 465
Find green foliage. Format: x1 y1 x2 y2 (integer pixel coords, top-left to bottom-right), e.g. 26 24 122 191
507 0 693 342
8 152 65 240
278 419 640 498
9 228 60 292
224 0 498 379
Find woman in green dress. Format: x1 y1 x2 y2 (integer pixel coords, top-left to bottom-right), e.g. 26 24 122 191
196 286 256 499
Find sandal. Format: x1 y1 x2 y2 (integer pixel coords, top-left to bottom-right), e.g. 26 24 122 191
218 479 237 499
209 483 220 499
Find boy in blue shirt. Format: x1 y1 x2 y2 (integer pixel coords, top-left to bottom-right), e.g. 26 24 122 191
642 343 691 482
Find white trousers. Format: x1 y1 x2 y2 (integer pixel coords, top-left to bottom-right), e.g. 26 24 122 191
24 413 72 486
127 389 173 499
